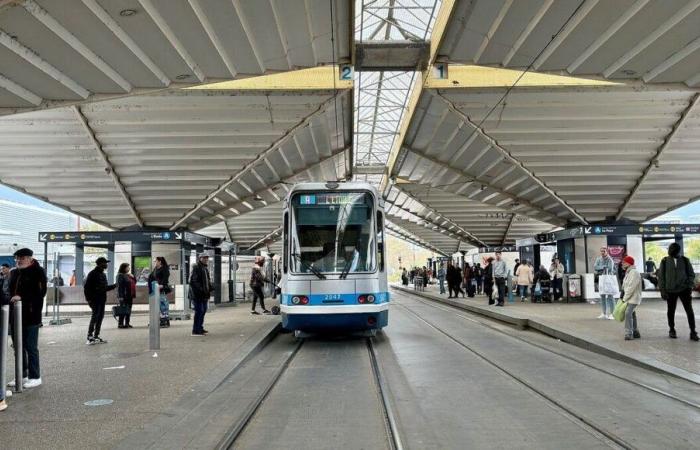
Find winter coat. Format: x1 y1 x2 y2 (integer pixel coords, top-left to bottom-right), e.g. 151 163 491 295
189 262 212 303
250 265 266 289
84 267 116 305
8 260 47 327
0 274 9 306
515 265 533 286
533 268 551 285
148 265 171 294
622 265 642 305
117 273 135 302
446 266 461 285
549 262 564 279
483 265 494 286
658 256 695 294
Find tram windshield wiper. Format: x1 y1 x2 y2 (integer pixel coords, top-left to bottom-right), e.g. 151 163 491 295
291 253 326 280
339 245 360 280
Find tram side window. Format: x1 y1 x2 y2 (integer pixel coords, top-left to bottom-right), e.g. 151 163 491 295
283 212 288 273
377 211 384 272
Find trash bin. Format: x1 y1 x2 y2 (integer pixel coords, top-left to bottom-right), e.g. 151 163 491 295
567 274 583 302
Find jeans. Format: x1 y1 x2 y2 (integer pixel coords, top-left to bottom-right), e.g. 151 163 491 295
438 278 445 294
495 278 506 305
475 277 483 294
193 301 208 334
552 278 563 300
518 285 529 298
13 324 40 379
624 303 638 337
88 301 106 338
251 286 266 311
600 294 615 315
666 290 696 332
159 292 169 318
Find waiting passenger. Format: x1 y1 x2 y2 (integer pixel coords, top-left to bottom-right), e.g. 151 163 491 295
645 257 657 274
658 243 698 341
7 248 47 389
189 252 213 336
148 257 171 327
492 252 507 306
84 257 116 345
474 263 483 294
620 256 642 340
116 263 136 329
515 260 533 302
437 263 446 294
549 258 565 301
69 269 76 287
594 247 616 320
483 258 495 305
250 257 270 315
0 263 10 410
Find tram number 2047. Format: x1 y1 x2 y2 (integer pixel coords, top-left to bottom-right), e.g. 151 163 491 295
324 294 341 301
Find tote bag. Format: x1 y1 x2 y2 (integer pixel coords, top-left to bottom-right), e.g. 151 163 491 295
613 300 628 322
599 274 620 297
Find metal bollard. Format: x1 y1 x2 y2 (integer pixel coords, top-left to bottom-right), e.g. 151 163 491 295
1 305 9 398
13 300 22 393
149 282 160 350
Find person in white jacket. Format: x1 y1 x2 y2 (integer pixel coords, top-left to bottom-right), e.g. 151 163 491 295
620 255 642 340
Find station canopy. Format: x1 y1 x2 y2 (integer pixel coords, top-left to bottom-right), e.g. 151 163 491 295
1 0 700 256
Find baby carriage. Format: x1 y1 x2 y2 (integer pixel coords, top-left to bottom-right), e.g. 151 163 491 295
532 279 552 303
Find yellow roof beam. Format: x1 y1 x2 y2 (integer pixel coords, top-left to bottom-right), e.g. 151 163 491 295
426 64 623 89
186 66 352 91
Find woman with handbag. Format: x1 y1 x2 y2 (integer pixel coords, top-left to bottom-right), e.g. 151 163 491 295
116 263 136 329
619 256 642 340
594 247 616 319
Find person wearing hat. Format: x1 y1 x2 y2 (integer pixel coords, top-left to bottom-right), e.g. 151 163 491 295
620 256 642 340
189 252 213 336
83 257 116 345
7 248 47 390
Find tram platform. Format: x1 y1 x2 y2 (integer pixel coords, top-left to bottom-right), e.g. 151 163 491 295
392 283 700 384
0 301 280 450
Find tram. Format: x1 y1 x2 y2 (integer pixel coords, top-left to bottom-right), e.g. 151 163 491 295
279 182 389 333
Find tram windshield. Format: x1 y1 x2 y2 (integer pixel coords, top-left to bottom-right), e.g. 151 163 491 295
290 191 376 274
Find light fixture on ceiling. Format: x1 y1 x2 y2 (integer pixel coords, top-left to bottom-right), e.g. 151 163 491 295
119 9 137 17
176 74 192 80
254 195 264 201
621 69 636 76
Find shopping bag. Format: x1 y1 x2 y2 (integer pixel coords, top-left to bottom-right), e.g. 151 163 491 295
599 274 620 297
612 300 627 322
534 282 541 295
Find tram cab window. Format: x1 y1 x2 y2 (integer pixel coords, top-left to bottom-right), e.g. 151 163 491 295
377 211 384 272
283 212 289 273
290 192 376 273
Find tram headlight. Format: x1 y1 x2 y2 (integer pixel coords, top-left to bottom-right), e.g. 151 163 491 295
366 294 375 303
291 296 300 305
300 296 309 305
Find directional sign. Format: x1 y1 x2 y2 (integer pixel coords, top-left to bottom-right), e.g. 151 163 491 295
478 246 517 253
38 230 216 245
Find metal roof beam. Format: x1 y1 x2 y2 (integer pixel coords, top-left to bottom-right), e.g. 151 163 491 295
170 93 345 230
0 73 41 106
502 213 517 245
72 105 143 228
188 0 238 78
246 226 283 251
385 221 446 256
433 91 588 225
615 92 700 221
502 0 553 66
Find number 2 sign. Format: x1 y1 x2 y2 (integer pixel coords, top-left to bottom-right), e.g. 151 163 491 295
339 64 354 80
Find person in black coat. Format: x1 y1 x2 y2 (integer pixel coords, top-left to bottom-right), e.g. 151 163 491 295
148 256 171 324
116 263 136 329
0 263 10 306
483 258 495 305
8 248 47 389
189 253 213 336
84 257 116 344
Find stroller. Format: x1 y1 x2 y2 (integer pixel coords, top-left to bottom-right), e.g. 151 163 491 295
532 279 552 303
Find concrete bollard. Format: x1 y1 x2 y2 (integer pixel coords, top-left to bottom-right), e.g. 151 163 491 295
0 305 8 398
149 282 160 350
13 300 22 393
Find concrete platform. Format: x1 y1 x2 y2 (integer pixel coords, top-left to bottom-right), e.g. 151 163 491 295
0 301 280 450
392 284 700 384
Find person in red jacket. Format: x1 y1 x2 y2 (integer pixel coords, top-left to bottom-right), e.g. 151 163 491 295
7 248 47 390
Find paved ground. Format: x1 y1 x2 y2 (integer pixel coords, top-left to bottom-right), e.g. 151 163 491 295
0 301 279 450
397 283 700 377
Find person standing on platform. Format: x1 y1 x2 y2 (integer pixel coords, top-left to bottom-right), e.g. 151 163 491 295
437 263 446 294
462 263 472 296
512 258 521 293
189 252 213 336
549 257 565 301
483 258 495 304
148 257 171 326
658 243 698 341
594 247 616 319
620 256 642 340
401 268 408 286
1 262 11 409
515 260 533 302
84 257 116 345
69 269 76 287
645 257 657 274
8 248 47 389
116 263 136 329
474 263 483 294
250 256 271 315
492 252 507 306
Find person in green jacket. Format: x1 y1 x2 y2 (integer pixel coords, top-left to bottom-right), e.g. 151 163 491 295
657 243 698 341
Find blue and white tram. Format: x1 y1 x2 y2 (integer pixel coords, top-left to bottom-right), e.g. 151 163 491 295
279 182 389 333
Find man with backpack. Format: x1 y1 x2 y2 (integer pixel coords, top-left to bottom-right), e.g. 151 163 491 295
658 243 698 341
250 256 270 315
189 252 213 336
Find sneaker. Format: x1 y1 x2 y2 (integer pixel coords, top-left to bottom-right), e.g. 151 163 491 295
86 337 96 345
0 399 6 412
633 331 641 339
94 337 107 344
126 325 133 328
7 378 27 388
262 310 271 314
23 378 41 389
597 314 606 319
202 329 209 335
669 329 677 339
624 335 633 341
251 311 261 315
606 314 615 320
691 332 699 342
191 332 204 336
5 390 12 398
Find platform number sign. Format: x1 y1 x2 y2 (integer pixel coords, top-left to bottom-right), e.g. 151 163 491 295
340 64 354 81
432 62 448 79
